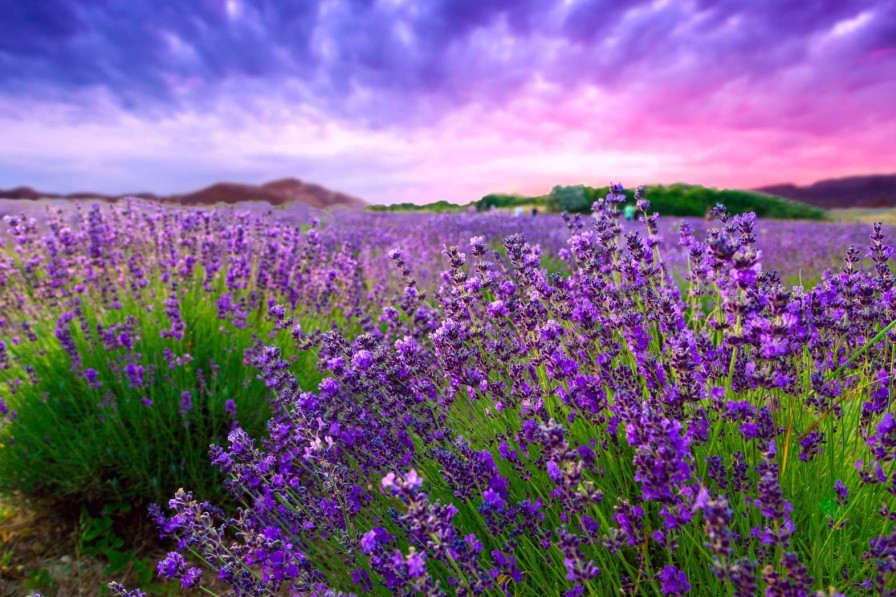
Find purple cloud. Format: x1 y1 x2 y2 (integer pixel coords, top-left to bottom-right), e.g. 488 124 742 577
0 0 892 200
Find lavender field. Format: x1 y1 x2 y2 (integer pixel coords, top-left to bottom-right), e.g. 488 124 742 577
0 190 895 596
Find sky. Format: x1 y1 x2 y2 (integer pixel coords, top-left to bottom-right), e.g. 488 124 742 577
0 0 894 204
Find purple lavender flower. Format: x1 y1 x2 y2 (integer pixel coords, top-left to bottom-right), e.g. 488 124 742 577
178 391 193 416
124 362 145 388
834 480 849 506
107 583 147 597
157 551 186 579
657 565 691 594
83 368 101 389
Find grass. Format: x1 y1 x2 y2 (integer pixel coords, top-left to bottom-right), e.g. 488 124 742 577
830 207 896 226
0 206 374 594
0 271 275 506
174 262 894 594
0 212 359 510
1 203 894 595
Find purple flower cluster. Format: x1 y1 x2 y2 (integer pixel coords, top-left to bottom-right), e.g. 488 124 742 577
138 193 896 595
144 192 896 594
3 196 895 595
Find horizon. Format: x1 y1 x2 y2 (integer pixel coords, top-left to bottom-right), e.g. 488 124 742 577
1 0 894 204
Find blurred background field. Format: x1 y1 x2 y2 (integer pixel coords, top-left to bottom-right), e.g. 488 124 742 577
830 207 896 225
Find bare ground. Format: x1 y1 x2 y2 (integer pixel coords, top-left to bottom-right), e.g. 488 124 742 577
0 496 219 597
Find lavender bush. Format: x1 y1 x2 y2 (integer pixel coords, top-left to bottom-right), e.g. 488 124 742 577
0 204 374 504
2 188 895 595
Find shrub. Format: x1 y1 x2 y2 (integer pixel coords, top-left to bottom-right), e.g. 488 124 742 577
547 184 592 213
529 183 827 219
0 205 363 507
4 197 893 595
138 200 895 595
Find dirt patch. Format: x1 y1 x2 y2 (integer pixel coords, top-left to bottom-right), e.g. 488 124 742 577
0 496 106 596
0 496 221 597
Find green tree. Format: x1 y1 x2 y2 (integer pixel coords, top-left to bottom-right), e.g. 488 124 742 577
548 185 592 213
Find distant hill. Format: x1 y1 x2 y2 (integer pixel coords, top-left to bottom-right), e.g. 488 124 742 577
0 186 45 200
260 178 364 209
0 177 365 209
753 174 896 209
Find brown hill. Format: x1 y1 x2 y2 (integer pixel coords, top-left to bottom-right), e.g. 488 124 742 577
168 183 284 205
261 178 365 209
753 174 896 209
0 178 364 209
1 186 44 200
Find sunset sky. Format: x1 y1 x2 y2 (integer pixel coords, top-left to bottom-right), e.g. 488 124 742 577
0 0 894 204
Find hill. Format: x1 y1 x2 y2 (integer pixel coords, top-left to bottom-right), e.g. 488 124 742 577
753 174 896 209
0 186 45 200
260 178 364 209
0 178 365 209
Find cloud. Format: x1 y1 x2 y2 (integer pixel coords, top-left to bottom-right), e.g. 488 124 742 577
1 0 888 118
0 0 893 198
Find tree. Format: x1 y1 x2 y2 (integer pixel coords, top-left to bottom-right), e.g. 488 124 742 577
548 185 591 213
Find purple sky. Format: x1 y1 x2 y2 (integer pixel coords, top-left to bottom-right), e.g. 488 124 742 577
0 0 894 204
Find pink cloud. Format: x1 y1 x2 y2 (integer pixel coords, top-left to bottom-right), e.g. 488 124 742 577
0 1 893 201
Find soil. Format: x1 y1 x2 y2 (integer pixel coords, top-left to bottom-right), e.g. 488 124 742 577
0 496 220 597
